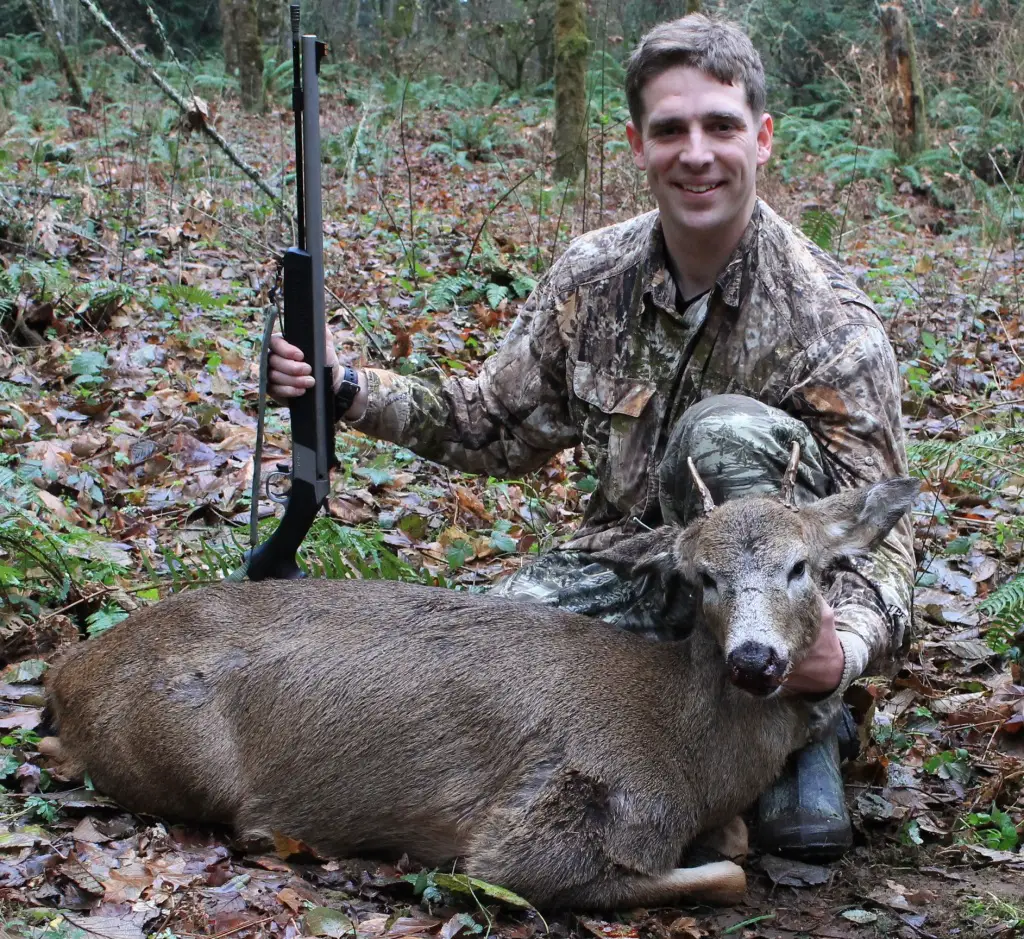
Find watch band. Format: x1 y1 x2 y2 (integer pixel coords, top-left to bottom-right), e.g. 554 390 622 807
333 365 360 419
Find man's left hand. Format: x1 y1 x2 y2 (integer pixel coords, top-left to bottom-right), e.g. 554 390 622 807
784 601 845 695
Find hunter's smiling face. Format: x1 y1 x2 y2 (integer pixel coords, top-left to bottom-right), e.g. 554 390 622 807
626 66 773 250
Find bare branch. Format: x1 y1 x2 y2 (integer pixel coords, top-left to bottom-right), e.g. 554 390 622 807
75 0 282 206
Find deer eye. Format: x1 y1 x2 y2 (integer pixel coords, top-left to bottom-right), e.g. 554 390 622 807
701 572 717 591
788 560 807 581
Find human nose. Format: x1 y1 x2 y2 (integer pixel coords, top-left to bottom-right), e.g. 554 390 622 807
677 128 713 169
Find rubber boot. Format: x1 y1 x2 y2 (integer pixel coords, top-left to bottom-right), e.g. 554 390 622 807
755 730 853 862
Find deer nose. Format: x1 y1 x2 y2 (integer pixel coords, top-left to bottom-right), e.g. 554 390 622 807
727 641 788 696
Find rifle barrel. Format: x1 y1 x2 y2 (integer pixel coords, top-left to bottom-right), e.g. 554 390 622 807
291 3 305 251
301 33 329 487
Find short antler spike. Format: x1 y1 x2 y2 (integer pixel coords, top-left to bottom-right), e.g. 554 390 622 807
687 457 717 516
780 441 801 507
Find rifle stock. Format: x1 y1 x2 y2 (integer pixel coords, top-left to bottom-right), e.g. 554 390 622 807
246 15 334 581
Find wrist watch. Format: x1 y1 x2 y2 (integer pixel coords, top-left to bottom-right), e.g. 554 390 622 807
333 365 360 419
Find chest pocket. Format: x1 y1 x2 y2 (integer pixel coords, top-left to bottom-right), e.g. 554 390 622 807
571 362 659 513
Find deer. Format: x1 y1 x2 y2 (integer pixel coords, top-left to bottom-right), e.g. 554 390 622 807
43 453 917 911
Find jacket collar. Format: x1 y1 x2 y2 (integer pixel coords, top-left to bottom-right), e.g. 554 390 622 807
643 200 764 315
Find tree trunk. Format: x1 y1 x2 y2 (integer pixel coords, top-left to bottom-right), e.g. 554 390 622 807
221 0 239 79
553 0 588 180
235 0 265 112
880 1 927 161
256 0 279 45
534 0 555 85
26 0 88 109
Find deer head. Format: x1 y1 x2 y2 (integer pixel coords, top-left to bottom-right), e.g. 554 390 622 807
598 471 918 696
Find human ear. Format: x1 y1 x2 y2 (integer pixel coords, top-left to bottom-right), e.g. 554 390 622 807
626 120 647 170
756 113 773 166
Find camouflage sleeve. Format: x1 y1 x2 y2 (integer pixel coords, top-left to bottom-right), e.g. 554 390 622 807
347 269 580 477
786 318 916 689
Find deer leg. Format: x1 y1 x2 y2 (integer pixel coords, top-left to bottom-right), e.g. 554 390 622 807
685 815 749 863
466 769 742 910
569 861 747 909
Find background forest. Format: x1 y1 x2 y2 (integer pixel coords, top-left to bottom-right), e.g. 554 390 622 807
0 0 1022 937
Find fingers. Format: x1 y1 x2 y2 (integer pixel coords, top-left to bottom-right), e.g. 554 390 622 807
268 333 313 400
266 330 341 401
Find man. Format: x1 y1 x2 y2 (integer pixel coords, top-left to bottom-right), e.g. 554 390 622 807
268 15 915 862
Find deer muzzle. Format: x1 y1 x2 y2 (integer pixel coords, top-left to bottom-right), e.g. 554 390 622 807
726 641 789 696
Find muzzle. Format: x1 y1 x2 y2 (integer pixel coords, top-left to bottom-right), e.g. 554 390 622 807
726 641 789 696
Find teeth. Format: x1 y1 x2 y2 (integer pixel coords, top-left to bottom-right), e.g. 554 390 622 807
681 183 717 193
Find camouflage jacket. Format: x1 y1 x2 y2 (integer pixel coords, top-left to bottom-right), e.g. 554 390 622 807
351 200 916 686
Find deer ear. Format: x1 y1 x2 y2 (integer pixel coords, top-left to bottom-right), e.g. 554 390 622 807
594 522 702 584
807 477 918 557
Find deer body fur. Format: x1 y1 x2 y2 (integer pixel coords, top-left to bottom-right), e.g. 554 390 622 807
46 480 918 910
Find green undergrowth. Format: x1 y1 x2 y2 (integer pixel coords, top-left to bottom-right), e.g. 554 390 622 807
0 458 451 644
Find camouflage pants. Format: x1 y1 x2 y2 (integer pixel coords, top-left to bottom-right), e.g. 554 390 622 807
490 394 833 641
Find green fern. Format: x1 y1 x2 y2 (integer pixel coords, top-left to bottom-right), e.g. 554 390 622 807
85 604 129 638
159 283 225 310
427 274 474 312
485 283 510 309
908 429 1024 493
147 536 242 590
299 518 448 585
511 274 537 298
0 266 16 297
978 574 1024 628
801 208 840 251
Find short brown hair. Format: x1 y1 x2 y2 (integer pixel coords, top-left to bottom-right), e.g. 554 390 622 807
625 14 767 130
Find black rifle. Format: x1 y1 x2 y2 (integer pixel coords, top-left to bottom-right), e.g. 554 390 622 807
245 5 334 581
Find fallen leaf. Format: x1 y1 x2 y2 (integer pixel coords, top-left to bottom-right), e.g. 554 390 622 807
273 830 318 859
303 907 355 938
929 692 987 715
841 909 878 925
439 913 479 939
0 708 42 730
760 854 830 887
963 844 1024 866
72 816 114 844
924 557 977 597
579 920 640 939
328 494 375 524
0 829 51 849
402 871 532 909
58 858 106 895
64 910 158 939
667 916 706 939
385 915 443 937
277 886 305 913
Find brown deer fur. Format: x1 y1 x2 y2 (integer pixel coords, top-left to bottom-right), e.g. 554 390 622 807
45 479 917 910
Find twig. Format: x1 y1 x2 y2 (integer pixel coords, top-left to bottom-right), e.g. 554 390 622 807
75 0 282 206
179 916 276 939
398 78 418 286
53 221 110 253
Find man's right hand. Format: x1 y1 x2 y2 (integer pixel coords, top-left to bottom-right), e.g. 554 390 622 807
268 332 369 421
268 332 340 402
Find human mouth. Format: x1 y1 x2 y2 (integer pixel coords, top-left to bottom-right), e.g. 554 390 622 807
675 182 723 194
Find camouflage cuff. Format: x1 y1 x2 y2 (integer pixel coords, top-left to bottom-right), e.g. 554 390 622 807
346 369 396 436
836 630 871 695
834 599 892 679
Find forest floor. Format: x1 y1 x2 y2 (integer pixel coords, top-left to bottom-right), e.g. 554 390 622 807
0 50 1022 939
